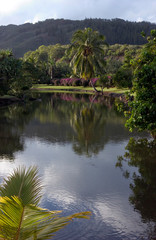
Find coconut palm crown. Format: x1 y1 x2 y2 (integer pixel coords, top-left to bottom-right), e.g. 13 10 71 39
67 28 107 90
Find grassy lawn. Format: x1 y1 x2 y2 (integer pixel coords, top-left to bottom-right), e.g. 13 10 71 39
0 95 18 99
32 84 129 94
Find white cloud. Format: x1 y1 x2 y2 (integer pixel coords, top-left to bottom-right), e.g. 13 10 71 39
32 14 43 24
93 198 148 237
137 17 144 22
0 0 32 14
0 0 156 26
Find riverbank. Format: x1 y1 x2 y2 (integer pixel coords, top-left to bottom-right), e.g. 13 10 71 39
0 95 37 107
0 95 21 107
32 84 129 92
31 85 130 103
0 86 130 107
32 85 129 95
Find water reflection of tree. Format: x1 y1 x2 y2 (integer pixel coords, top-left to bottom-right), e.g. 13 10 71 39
116 138 156 238
33 93 127 156
37 94 108 157
0 108 23 161
0 102 39 160
35 93 115 126
0 116 23 161
35 96 83 125
71 106 106 157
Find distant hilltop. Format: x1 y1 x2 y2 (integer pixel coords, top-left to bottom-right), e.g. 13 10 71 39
0 18 156 57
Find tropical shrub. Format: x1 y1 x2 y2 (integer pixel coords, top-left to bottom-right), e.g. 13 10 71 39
72 79 81 86
114 67 132 88
0 50 33 97
82 79 89 87
59 78 82 86
53 79 61 86
97 75 113 92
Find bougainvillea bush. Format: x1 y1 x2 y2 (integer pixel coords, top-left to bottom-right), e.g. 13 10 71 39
53 78 90 87
52 77 101 87
89 78 98 87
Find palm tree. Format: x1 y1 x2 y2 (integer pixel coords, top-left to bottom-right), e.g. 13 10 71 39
67 28 107 92
0 166 91 240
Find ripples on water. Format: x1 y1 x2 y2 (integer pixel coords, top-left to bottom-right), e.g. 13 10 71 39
0 93 155 240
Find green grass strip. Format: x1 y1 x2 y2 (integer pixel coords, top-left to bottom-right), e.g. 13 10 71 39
32 84 129 94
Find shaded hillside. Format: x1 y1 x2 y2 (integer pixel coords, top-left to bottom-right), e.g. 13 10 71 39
0 18 155 57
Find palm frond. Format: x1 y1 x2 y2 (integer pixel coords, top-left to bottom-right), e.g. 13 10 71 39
0 166 42 206
0 196 91 240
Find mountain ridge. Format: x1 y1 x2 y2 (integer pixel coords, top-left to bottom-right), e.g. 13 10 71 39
0 18 156 57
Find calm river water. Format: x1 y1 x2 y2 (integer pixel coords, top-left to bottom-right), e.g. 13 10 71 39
0 93 155 240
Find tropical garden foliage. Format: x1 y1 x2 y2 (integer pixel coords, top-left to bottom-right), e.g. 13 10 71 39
23 44 70 83
21 40 142 88
113 50 133 88
0 50 32 97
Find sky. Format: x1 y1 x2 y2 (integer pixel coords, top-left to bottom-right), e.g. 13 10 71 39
0 0 156 26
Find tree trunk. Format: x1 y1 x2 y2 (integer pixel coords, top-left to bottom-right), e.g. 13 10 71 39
50 66 53 81
90 79 100 93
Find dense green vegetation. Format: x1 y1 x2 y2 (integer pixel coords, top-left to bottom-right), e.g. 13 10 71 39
22 41 142 87
0 49 33 98
23 44 70 83
0 18 155 57
125 30 156 138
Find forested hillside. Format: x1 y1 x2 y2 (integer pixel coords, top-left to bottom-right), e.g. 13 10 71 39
0 18 155 57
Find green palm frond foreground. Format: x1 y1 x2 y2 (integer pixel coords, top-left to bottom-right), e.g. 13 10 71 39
0 166 91 240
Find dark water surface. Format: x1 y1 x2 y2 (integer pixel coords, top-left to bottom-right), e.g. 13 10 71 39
0 93 155 240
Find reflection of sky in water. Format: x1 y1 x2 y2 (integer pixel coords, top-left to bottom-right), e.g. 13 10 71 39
0 138 152 239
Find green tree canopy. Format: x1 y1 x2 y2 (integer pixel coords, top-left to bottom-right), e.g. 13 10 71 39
126 30 156 138
0 50 32 97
